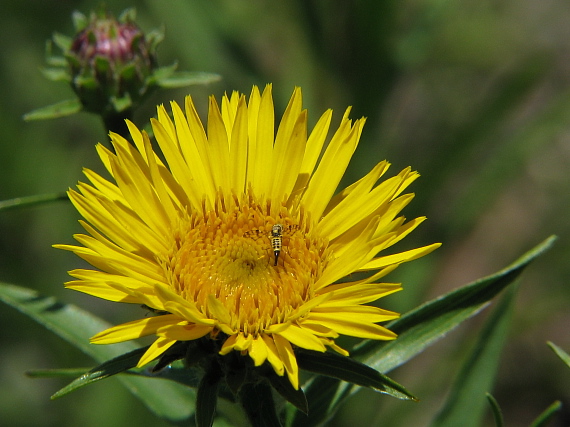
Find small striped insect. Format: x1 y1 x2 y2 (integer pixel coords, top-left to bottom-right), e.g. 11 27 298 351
243 223 299 266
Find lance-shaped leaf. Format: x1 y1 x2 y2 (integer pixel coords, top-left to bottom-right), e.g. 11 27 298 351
485 393 504 427
0 282 195 423
297 349 416 401
195 363 222 427
51 346 149 399
359 236 557 372
240 381 282 427
297 236 556 427
26 368 92 379
154 70 221 88
430 287 516 427
292 350 415 427
547 341 570 369
266 369 308 415
530 401 563 427
23 98 82 120
0 193 68 212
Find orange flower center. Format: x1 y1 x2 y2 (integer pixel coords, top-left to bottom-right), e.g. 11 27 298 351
164 193 331 335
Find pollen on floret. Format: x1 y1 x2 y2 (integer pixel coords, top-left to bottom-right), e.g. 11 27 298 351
162 191 332 336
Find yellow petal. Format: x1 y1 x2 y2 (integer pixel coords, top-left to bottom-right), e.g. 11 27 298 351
301 112 365 220
91 314 180 344
275 324 326 352
311 306 400 323
157 324 213 341
359 243 441 271
64 281 143 303
317 282 402 306
303 313 397 340
249 336 269 366
250 84 274 196
219 333 239 355
206 95 231 191
261 334 284 376
273 334 299 389
137 336 178 368
228 96 249 193
290 109 332 198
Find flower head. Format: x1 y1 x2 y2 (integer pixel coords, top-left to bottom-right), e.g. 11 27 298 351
56 85 439 389
66 9 158 117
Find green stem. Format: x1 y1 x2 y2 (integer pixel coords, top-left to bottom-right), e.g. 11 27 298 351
0 192 68 212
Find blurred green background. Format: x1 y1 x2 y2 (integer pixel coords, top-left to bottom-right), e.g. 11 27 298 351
1 0 569 426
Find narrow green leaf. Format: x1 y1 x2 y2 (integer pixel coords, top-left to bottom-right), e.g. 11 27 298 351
266 370 308 415
155 71 222 88
240 381 281 427
23 99 82 120
45 54 68 68
195 365 222 427
485 393 504 427
296 349 416 401
51 346 148 399
110 94 133 113
529 401 563 427
430 287 516 427
42 67 70 81
52 32 72 51
357 235 557 373
71 10 88 32
134 362 201 389
118 7 137 22
149 62 178 81
291 376 339 427
297 236 556 427
0 282 195 423
146 28 165 50
26 368 92 378
0 192 68 212
547 341 570 369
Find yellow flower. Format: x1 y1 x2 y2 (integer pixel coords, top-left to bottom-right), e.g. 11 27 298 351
56 85 440 389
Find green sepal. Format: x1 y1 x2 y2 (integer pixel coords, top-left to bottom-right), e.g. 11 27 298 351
224 362 248 397
144 363 201 389
240 381 282 427
51 346 149 399
155 71 222 89
52 32 72 52
94 55 111 75
71 10 88 32
149 62 178 82
485 393 504 427
23 99 82 121
547 341 570 369
529 401 563 427
266 370 308 415
291 376 339 427
196 363 222 427
110 94 133 113
118 7 137 23
119 62 137 80
296 349 416 401
44 40 67 67
41 67 70 82
146 28 165 51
